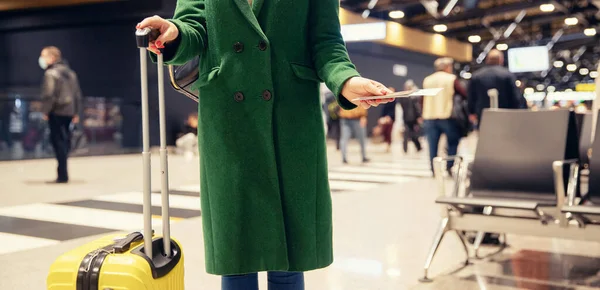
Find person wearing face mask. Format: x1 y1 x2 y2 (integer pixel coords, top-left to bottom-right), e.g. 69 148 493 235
39 46 83 183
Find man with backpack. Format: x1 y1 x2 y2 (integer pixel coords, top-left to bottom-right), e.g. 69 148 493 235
39 46 82 183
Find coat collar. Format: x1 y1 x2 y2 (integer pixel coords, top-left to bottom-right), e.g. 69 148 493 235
233 0 267 39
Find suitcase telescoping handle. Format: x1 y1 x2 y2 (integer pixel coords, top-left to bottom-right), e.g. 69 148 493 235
136 27 172 259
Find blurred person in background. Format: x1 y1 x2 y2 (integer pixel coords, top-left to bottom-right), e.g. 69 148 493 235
325 90 342 150
137 0 394 288
468 49 525 126
176 112 199 156
39 46 82 183
398 80 423 154
0 101 15 151
339 105 370 164
422 57 466 175
378 87 396 152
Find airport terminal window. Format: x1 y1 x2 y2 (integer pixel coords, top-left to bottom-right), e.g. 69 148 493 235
0 93 135 161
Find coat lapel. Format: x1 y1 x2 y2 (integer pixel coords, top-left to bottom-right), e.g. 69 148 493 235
232 0 267 39
252 0 265 16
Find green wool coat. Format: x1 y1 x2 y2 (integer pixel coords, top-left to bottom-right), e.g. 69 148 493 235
160 0 360 275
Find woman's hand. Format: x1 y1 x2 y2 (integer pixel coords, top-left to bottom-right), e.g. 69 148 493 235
137 15 180 55
341 77 394 109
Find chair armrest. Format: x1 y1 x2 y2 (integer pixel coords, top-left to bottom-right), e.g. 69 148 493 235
553 159 579 210
433 156 464 198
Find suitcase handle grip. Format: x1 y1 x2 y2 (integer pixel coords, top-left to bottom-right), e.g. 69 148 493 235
136 27 161 48
113 232 144 253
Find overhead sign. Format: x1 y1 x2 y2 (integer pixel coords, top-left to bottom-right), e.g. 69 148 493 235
393 64 408 76
341 22 387 42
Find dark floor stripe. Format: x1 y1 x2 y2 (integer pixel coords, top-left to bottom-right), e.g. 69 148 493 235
0 215 115 241
58 200 201 218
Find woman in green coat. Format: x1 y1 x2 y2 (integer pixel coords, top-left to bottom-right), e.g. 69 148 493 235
138 0 392 288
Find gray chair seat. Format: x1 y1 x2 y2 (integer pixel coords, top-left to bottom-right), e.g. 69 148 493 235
436 196 556 211
561 205 600 215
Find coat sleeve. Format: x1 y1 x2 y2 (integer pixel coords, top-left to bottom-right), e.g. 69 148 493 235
156 0 208 65
41 70 58 115
308 0 360 110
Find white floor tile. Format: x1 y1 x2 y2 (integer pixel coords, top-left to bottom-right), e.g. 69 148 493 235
366 162 431 170
173 184 200 193
328 172 417 183
328 180 378 191
334 166 432 177
0 233 59 254
0 204 163 231
92 192 200 211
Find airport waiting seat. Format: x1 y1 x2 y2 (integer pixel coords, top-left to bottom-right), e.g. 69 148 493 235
578 112 593 169
420 109 582 282
562 115 600 226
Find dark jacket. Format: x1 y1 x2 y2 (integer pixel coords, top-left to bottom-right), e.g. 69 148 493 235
468 65 525 121
41 61 82 117
398 96 422 123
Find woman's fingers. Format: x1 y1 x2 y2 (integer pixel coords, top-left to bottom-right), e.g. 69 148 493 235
364 81 385 96
359 101 371 109
371 80 393 94
155 27 176 48
138 15 164 30
366 99 381 107
148 43 161 55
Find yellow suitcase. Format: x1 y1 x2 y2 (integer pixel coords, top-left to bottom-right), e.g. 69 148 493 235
47 28 185 290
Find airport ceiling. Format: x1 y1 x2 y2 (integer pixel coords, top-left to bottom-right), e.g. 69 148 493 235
341 0 600 90
0 0 120 12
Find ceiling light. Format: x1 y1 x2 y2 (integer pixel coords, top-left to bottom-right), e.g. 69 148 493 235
584 28 597 36
580 68 590 75
566 64 577 71
524 87 534 95
389 10 405 19
554 60 564 68
540 4 555 12
462 72 472 79
468 35 481 43
496 43 508 51
565 17 578 26
362 10 371 18
516 80 522 87
591 71 599 78
547 86 556 92
433 24 447 33
536 84 545 91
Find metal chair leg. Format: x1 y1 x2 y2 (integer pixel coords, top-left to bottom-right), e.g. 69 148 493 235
473 231 485 259
455 231 471 265
419 217 449 283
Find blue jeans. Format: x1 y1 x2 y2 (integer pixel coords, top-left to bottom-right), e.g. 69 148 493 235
423 119 461 174
222 272 304 290
340 118 367 161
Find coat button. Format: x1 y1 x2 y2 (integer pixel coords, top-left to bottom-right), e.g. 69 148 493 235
234 92 245 102
233 42 244 53
258 40 268 51
262 90 272 101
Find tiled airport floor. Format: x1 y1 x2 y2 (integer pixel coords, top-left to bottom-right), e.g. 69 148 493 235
0 141 429 255
1 138 599 289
